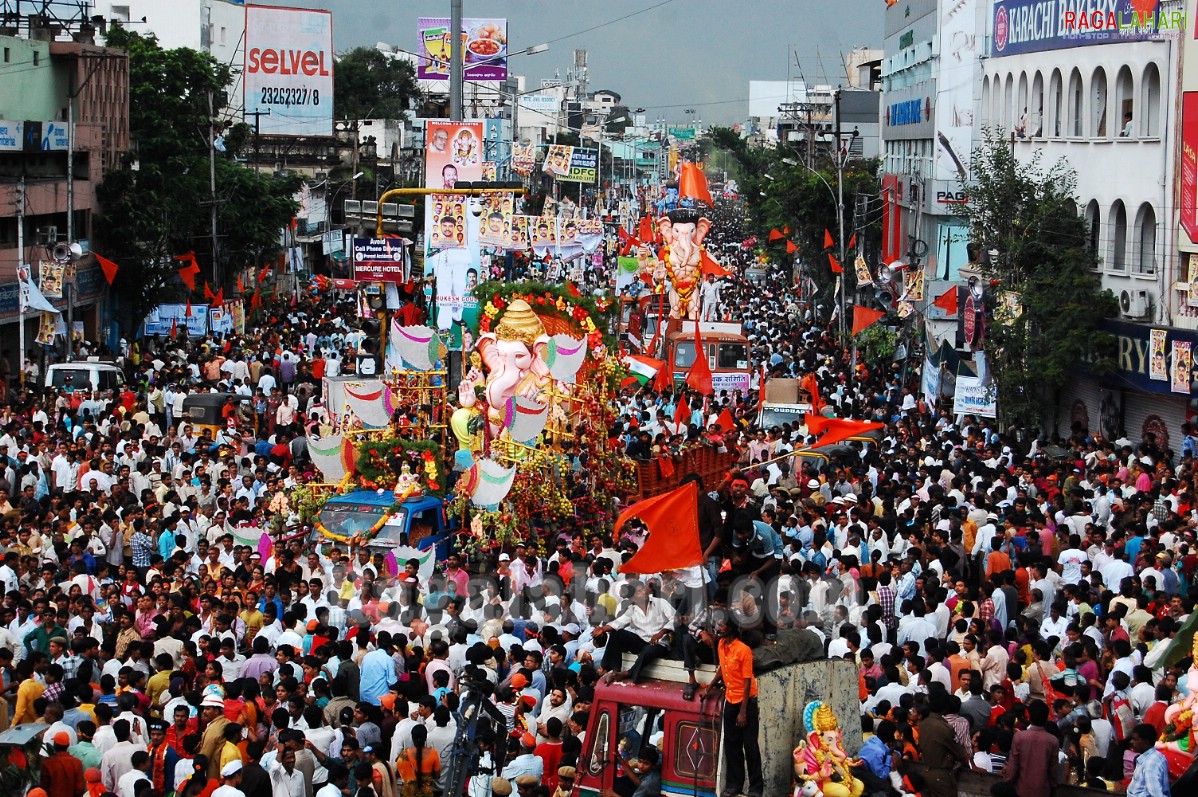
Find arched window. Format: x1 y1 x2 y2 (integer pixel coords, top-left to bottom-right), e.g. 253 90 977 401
1048 69 1063 137
981 76 991 127
1109 200 1127 271
1016 73 1029 135
1003 74 1014 131
1030 71 1044 137
1141 64 1161 137
1091 67 1108 138
1115 66 1134 138
1134 203 1157 274
1084 200 1102 261
1068 68 1084 137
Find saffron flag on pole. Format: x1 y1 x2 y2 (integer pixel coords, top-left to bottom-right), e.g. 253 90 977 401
823 229 835 250
95 253 119 285
618 482 704 574
768 228 785 242
828 253 843 274
802 415 884 448
786 240 798 254
684 318 713 395
716 407 737 433
933 287 959 316
848 233 857 250
851 306 885 336
678 162 714 206
174 251 200 291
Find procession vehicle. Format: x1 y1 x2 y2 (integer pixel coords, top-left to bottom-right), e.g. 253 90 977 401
46 360 125 393
666 320 752 398
180 392 259 437
312 489 455 561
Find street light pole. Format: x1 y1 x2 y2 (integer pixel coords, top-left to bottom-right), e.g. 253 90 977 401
450 0 463 122
835 89 846 340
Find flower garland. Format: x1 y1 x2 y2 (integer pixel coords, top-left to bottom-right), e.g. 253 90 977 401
481 290 608 350
474 280 616 352
314 510 393 545
355 438 447 497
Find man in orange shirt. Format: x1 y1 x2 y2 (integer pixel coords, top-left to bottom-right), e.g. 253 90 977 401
985 537 1011 579
701 619 762 797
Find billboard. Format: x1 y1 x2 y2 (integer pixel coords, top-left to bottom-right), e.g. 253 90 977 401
560 147 599 183
991 0 1175 57
143 304 210 338
244 5 334 137
1183 92 1198 243
417 17 508 81
353 237 408 284
934 0 976 182
425 120 484 189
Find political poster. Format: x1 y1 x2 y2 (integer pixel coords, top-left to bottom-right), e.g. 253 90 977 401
1150 328 1168 381
508 214 530 250
511 144 536 176
143 304 210 337
529 215 557 255
244 5 334 137
544 144 573 177
36 312 57 346
1172 341 1193 395
425 120 483 189
429 194 468 250
417 17 508 81
477 193 518 249
39 261 64 299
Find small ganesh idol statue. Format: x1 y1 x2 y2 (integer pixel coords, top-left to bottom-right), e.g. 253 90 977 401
394 462 424 502
793 701 864 797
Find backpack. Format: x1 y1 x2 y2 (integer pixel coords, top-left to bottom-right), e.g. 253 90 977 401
1104 691 1136 742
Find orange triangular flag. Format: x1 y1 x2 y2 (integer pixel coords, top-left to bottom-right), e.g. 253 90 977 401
786 240 798 254
170 318 178 338
617 482 703 574
566 281 581 298
803 415 885 447
674 394 690 428
185 299 192 317
828 253 843 274
716 408 736 433
237 275 245 294
783 225 790 235
768 228 784 242
258 265 272 284
823 229 834 250
933 287 959 316
678 162 714 206
848 233 857 250
95 253 119 285
251 289 262 310
174 251 200 291
685 319 713 395
700 250 731 278
212 287 224 308
203 282 215 301
851 306 885 336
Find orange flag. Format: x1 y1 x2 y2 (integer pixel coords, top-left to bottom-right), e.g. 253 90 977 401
174 251 200 291
823 229 835 250
185 299 192 317
851 306 885 336
848 233 857 250
258 265 272 284
95 253 119 285
786 240 798 254
566 281 581 298
618 482 703 574
783 225 790 235
768 228 784 242
828 253 843 274
674 395 690 428
170 318 178 338
716 407 736 433
638 215 656 245
212 287 224 308
803 415 885 447
237 275 245 294
700 250 731 278
203 282 215 302
685 319 713 395
933 287 959 316
678 162 714 206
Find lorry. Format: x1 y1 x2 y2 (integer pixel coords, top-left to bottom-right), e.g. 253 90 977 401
572 654 862 797
313 489 456 560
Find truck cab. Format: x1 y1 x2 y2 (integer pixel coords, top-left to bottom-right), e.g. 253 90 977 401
666 321 750 396
314 490 456 560
573 655 861 797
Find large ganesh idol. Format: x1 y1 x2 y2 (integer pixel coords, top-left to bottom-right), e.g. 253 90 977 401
473 299 558 444
638 207 712 321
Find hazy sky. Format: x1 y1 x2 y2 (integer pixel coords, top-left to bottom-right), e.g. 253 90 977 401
279 0 885 125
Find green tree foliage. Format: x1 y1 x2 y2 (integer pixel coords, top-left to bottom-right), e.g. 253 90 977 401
333 47 419 120
708 127 881 296
963 129 1118 433
96 26 299 333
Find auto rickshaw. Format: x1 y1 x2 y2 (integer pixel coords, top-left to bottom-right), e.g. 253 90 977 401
180 392 257 437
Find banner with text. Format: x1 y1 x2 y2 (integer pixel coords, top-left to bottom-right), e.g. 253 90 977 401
352 237 408 284
992 0 1175 57
417 17 507 81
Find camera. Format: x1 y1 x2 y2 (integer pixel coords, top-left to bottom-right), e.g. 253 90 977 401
468 197 484 218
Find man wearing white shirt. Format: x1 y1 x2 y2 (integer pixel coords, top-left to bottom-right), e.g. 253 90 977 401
594 581 675 683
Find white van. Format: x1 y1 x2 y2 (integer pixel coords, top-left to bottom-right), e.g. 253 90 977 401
45 361 126 393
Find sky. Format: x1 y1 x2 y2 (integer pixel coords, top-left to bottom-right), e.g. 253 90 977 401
279 0 885 125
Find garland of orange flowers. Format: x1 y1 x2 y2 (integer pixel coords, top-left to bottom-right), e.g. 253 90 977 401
481 290 612 352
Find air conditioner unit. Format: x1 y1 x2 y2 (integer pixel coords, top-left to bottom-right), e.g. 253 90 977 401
1119 289 1150 319
36 226 58 245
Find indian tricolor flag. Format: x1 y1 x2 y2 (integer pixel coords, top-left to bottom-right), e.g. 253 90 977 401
622 354 664 388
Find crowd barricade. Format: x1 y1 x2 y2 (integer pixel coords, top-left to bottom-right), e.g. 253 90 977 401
633 447 739 501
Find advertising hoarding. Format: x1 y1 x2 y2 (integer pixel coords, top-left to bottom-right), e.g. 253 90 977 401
991 0 1176 57
952 375 997 417
352 237 408 284
417 17 508 81
558 147 599 183
934 0 977 182
1183 92 1198 243
244 5 334 137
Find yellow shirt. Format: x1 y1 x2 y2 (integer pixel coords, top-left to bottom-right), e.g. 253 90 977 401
146 670 172 710
13 679 46 725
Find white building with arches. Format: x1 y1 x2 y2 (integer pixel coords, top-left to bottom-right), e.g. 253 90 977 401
984 0 1195 444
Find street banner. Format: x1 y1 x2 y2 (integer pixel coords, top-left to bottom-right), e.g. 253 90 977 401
512 144 536 176
143 304 209 337
244 5 334 136
482 161 497 181
417 17 508 81
36 312 57 345
509 214 530 250
1188 253 1198 307
477 193 517 249
425 120 483 189
529 216 556 255
429 194 468 250
952 375 997 418
559 147 599 183
39 261 64 299
352 237 408 283
854 255 872 287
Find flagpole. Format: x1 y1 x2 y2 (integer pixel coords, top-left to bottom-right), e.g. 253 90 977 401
16 175 25 387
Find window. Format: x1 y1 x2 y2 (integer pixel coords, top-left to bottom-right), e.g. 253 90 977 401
1068 69 1083 137
1141 64 1161 137
1134 203 1157 275
1085 200 1101 259
1031 72 1044 136
3 48 9 63
1049 70 1063 136
1016 73 1029 134
674 341 696 369
586 711 611 777
981 77 991 126
1091 67 1108 137
1115 66 1134 138
32 51 39 66
717 343 748 370
1109 200 1127 271
1003 74 1014 130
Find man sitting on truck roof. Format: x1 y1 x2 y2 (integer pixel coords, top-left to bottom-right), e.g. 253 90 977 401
594 581 676 686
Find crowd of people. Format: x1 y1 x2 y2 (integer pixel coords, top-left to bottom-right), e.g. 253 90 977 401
1 194 1193 797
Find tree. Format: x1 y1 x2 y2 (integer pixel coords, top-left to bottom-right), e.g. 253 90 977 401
96 26 299 333
333 47 419 120
963 129 1118 433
